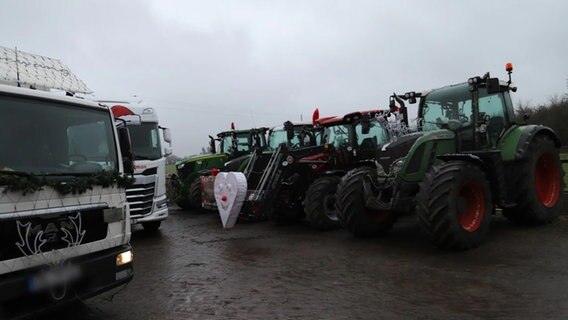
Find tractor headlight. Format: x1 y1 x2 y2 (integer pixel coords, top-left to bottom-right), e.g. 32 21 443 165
177 163 185 170
390 158 405 175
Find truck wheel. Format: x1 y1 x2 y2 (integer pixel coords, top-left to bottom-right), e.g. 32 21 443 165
336 167 396 236
416 161 492 250
188 178 204 211
503 134 564 225
142 221 161 232
304 176 342 230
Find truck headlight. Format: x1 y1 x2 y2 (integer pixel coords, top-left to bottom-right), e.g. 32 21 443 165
390 158 405 175
116 250 133 266
155 198 168 209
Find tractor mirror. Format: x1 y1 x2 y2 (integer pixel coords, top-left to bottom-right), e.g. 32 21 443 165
284 121 295 141
209 135 216 153
486 78 501 94
361 115 371 134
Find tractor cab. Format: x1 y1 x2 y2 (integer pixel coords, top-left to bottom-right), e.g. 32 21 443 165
214 127 268 159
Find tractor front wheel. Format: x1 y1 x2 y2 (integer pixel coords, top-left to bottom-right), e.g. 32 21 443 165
416 161 492 250
503 134 564 225
304 176 342 230
336 167 397 236
188 178 204 212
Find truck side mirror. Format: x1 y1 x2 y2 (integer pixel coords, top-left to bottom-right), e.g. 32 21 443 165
163 127 172 144
486 77 501 94
117 126 134 174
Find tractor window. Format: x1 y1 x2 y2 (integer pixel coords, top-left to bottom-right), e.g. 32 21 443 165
478 89 506 146
355 120 389 149
325 124 350 148
420 84 473 132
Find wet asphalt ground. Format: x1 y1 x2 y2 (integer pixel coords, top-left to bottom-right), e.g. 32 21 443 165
20 206 568 319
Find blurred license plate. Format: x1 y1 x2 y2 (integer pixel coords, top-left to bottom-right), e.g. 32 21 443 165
27 264 82 293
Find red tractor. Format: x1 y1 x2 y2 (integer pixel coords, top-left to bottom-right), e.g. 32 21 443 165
240 109 396 229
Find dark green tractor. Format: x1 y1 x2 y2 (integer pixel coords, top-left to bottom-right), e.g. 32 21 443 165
172 127 268 210
335 64 564 249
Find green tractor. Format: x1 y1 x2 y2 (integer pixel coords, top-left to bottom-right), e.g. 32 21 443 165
335 63 564 249
172 126 268 210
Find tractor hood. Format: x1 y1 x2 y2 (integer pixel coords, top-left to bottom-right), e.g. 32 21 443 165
176 153 226 166
224 154 252 172
376 132 424 171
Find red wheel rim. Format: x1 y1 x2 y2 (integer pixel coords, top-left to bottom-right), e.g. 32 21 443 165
535 153 561 208
458 182 485 233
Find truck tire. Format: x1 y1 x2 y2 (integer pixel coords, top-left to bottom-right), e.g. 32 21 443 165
416 161 492 250
503 134 564 225
188 178 204 211
304 176 342 230
142 221 161 232
336 167 396 236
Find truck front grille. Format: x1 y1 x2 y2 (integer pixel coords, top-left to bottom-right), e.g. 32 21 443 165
126 182 155 217
0 208 108 262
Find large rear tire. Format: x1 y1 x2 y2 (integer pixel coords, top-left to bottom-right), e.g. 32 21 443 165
416 161 492 250
188 178 204 211
304 176 342 230
336 167 396 237
503 134 564 225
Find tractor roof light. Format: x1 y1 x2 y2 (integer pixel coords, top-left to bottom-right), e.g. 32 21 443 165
505 62 513 72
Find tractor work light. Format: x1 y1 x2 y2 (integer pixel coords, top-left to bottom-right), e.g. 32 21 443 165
116 250 133 266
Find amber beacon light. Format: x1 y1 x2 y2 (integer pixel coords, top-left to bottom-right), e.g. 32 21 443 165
505 62 513 72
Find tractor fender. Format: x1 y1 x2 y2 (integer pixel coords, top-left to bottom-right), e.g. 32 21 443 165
437 154 485 168
500 125 561 161
318 170 347 177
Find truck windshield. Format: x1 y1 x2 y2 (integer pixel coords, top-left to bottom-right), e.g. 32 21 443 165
0 95 118 175
128 123 162 160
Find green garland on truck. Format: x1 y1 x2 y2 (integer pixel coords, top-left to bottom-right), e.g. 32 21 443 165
0 171 134 195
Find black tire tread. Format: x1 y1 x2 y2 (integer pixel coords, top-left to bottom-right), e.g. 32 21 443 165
416 161 491 250
304 176 342 230
336 167 396 237
502 134 564 225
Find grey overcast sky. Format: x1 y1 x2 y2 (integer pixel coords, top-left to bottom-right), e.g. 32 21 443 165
1 0 567 156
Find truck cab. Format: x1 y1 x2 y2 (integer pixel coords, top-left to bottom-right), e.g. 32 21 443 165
105 101 172 231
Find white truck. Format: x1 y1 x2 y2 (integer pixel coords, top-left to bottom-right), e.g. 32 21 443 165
0 47 133 316
102 101 172 231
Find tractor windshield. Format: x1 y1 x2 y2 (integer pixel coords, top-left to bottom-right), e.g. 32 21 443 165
324 124 351 148
420 83 473 132
268 126 321 150
220 131 266 154
355 119 390 148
